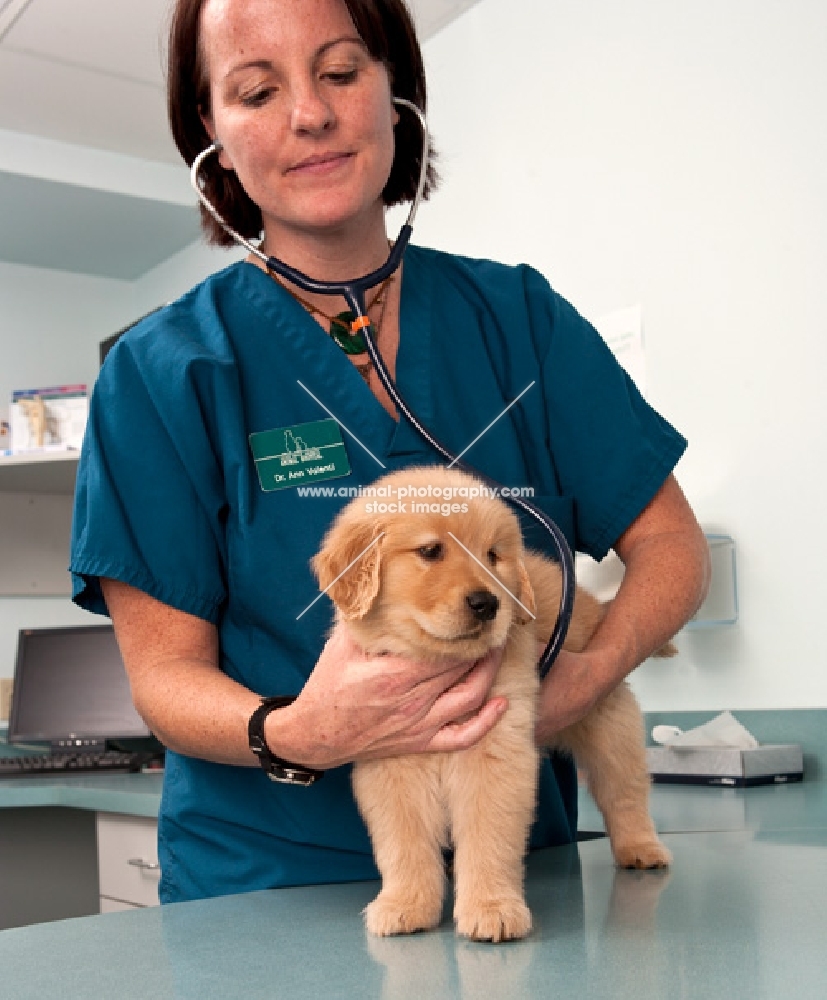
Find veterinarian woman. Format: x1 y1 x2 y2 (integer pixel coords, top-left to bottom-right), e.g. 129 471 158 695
70 0 710 904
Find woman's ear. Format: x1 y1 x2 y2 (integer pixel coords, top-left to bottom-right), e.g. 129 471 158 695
311 517 385 621
198 108 234 171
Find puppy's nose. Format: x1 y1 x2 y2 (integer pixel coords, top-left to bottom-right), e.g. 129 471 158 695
466 590 499 622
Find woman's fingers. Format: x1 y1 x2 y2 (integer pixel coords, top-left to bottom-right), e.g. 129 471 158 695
426 646 503 723
423 647 507 750
426 694 508 753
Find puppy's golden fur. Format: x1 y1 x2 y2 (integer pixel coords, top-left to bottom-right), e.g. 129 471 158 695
312 466 671 942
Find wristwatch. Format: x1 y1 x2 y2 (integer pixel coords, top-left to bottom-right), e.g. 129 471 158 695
247 696 324 786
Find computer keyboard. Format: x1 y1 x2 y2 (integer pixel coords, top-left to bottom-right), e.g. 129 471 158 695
0 749 154 777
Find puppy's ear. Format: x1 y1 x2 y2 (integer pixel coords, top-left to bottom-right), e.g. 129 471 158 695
515 560 537 625
311 516 384 620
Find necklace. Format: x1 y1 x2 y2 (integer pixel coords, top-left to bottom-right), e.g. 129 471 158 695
268 267 395 381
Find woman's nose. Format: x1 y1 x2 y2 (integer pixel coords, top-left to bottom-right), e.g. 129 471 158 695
290 85 334 135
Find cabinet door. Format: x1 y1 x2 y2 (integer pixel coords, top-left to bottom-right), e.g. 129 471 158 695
96 812 160 908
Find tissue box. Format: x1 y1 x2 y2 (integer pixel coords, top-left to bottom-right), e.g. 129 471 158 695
647 744 803 787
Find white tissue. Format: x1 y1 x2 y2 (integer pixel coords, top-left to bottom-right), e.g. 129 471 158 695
651 711 759 750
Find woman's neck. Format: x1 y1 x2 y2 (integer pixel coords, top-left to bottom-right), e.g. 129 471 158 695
259 211 391 285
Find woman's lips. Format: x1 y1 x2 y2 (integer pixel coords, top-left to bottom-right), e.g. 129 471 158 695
287 152 354 175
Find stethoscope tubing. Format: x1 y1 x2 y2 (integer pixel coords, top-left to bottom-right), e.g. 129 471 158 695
190 100 574 679
343 284 575 679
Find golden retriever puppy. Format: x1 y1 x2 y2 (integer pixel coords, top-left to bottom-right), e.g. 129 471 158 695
312 466 671 942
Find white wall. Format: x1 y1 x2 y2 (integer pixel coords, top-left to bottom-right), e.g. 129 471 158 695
0 261 139 675
132 239 243 317
0 237 244 681
0 245 242 680
0 260 136 416
416 0 827 710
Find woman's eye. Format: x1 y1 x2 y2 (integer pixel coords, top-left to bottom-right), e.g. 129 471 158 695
418 543 444 562
240 88 274 108
323 68 358 86
487 549 499 566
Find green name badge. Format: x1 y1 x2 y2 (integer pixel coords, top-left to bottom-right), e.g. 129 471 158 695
249 418 351 492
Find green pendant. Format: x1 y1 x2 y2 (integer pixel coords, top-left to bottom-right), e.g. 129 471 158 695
329 311 372 356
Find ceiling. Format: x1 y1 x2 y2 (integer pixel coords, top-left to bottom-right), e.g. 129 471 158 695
0 0 481 279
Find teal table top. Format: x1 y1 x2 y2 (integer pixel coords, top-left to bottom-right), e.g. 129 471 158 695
578 772 827 835
1 758 825 830
2 829 825 1000
0 770 162 816
2 711 823 828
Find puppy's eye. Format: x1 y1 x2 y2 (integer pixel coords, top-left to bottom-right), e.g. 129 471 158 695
418 542 444 561
487 549 499 566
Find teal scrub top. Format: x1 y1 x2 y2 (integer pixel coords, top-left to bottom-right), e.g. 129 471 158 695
70 245 687 904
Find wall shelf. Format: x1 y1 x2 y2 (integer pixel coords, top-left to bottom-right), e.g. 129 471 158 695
0 453 79 495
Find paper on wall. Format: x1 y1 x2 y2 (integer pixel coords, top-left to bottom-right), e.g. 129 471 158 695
592 304 647 397
10 385 88 453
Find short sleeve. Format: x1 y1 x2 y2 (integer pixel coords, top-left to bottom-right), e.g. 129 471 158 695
527 270 687 560
70 328 228 623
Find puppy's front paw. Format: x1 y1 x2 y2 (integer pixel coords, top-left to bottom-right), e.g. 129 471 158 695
613 837 672 869
455 897 532 943
364 890 443 937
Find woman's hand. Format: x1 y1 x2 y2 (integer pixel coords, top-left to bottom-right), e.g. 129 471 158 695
267 622 508 771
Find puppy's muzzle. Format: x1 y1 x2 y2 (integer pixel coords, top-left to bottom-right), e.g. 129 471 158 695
466 590 500 622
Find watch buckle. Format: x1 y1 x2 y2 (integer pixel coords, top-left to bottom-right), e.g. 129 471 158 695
267 768 319 787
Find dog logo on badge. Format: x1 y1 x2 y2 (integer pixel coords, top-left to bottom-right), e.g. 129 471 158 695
279 430 322 466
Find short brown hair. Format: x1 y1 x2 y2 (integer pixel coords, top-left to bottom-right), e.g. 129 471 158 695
167 0 438 247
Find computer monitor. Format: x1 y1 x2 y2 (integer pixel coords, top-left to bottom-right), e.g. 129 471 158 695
8 625 149 746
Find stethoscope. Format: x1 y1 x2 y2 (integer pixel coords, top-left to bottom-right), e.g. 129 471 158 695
191 97 575 679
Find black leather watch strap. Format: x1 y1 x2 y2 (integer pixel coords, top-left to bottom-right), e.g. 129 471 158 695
248 696 324 786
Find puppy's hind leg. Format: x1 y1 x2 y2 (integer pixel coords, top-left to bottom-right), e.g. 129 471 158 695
558 684 671 869
353 756 447 936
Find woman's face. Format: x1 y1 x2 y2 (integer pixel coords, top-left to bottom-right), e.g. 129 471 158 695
199 0 398 244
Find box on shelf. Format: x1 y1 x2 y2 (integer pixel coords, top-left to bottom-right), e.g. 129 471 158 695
647 744 804 787
10 385 88 454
